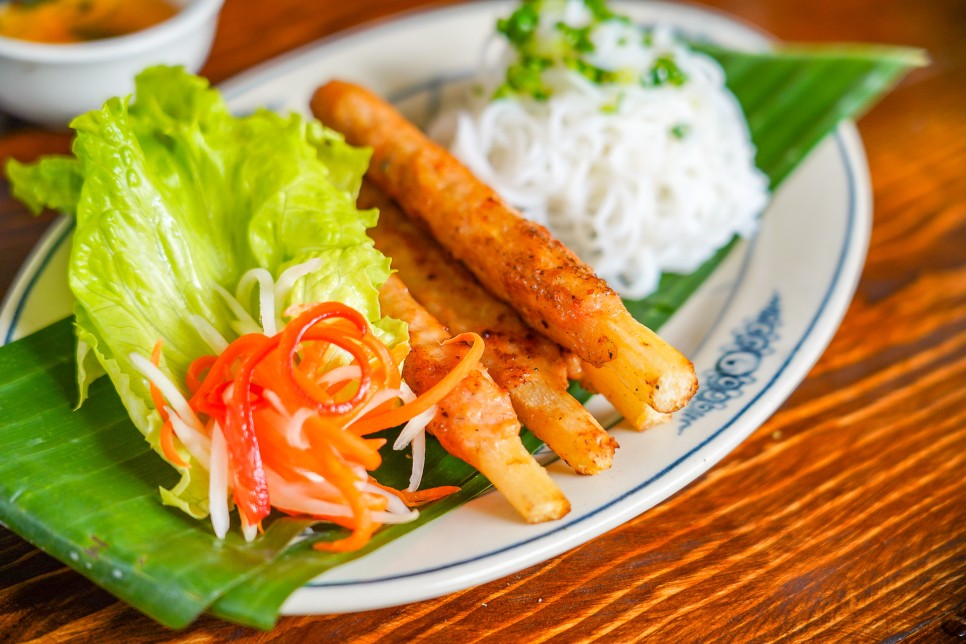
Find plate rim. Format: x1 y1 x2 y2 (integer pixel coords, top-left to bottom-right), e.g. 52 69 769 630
0 0 873 617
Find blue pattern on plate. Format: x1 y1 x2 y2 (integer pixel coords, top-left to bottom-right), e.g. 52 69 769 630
678 293 781 432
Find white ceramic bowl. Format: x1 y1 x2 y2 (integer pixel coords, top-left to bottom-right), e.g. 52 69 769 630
0 0 224 127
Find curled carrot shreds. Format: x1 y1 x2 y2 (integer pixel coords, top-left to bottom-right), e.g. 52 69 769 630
348 332 485 436
309 446 375 553
186 355 216 394
360 330 401 390
372 481 461 508
277 306 373 415
401 486 462 506
150 339 188 468
146 300 476 553
149 339 169 423
159 420 188 468
227 334 279 526
303 415 382 471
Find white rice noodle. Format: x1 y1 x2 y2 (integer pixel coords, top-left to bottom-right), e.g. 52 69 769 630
188 314 230 354
235 268 278 337
429 24 770 299
208 422 231 538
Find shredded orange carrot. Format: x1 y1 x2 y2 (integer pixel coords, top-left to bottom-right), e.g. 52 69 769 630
303 415 382 471
348 332 484 435
150 339 188 467
360 330 401 389
148 339 169 423
159 420 188 468
372 481 461 508
145 301 476 552
186 354 216 394
401 486 462 506
310 445 375 552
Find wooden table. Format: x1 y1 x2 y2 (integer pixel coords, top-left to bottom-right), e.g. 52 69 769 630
1 1 963 641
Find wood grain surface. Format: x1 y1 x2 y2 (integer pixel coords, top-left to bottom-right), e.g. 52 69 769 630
1 0 964 641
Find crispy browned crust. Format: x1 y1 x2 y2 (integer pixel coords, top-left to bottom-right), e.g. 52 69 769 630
378 275 570 522
362 183 568 389
313 80 623 368
364 184 617 474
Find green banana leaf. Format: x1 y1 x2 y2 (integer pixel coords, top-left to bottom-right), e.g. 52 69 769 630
0 319 312 626
0 43 925 629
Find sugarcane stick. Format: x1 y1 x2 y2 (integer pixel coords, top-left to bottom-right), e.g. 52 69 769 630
379 275 570 523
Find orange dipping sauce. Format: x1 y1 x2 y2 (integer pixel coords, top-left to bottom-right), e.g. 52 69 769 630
0 0 180 44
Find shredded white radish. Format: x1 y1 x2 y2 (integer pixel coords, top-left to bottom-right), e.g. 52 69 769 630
209 258 346 339
363 482 412 516
139 257 422 541
393 403 436 450
345 459 370 482
398 382 417 404
407 430 427 493
130 353 212 466
213 284 261 335
284 408 316 450
266 470 419 524
130 353 194 421
208 422 230 539
188 314 229 354
275 258 324 313
258 391 314 450
229 320 258 337
235 268 278 337
390 383 436 492
286 468 343 498
343 387 406 430
261 389 288 416
165 407 212 466
370 510 420 524
317 364 363 390
240 515 258 543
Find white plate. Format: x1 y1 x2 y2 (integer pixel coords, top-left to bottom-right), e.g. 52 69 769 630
0 1 870 616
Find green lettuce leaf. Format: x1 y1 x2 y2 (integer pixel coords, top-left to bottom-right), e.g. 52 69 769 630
6 155 83 215
5 66 403 516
